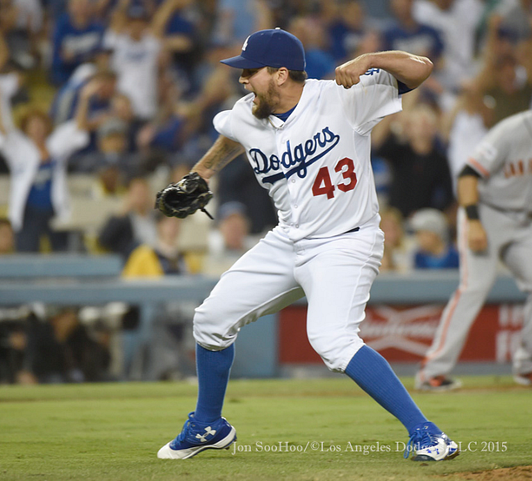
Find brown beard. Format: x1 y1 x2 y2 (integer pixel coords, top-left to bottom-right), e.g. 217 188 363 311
252 80 279 119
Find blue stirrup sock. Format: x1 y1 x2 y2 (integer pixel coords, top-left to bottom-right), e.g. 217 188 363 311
345 345 428 434
194 343 235 423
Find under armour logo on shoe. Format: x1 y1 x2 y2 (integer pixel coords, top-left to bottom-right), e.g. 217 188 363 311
196 426 217 443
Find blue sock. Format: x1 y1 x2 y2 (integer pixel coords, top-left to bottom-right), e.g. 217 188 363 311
345 345 428 434
194 344 235 423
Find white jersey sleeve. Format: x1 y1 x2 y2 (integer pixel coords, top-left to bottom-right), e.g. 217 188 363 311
467 115 514 178
468 110 532 212
0 128 36 170
213 93 255 143
47 120 90 162
337 68 402 135
213 110 238 142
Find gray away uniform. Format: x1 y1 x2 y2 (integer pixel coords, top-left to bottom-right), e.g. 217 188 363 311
419 110 532 380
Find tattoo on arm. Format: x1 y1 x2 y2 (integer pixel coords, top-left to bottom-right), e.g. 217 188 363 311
194 136 245 178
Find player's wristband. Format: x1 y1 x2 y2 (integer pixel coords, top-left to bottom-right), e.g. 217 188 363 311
464 204 480 221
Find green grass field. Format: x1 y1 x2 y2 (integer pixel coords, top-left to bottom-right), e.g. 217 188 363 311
1 376 531 481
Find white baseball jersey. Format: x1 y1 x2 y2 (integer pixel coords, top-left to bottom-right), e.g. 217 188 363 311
467 110 532 213
104 31 161 120
214 70 402 241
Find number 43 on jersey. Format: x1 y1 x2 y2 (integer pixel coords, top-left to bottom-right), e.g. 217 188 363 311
312 157 357 199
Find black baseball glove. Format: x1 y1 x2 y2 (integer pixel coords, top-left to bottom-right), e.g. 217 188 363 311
155 172 214 219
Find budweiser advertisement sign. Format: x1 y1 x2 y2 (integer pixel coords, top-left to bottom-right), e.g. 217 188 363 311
279 304 524 364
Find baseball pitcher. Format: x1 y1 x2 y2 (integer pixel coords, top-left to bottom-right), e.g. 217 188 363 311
155 28 458 461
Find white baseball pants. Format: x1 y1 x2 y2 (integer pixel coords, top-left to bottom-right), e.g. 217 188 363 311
194 219 384 372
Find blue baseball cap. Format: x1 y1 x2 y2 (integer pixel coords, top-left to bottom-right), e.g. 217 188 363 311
220 28 306 71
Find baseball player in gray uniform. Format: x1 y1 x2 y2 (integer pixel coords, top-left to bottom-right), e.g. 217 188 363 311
416 109 532 390
155 28 458 462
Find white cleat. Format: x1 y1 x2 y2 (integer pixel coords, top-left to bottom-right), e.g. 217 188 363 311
405 422 460 461
158 412 237 460
411 434 459 461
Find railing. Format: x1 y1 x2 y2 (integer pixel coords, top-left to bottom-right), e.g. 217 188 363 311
0 255 525 379
0 255 525 304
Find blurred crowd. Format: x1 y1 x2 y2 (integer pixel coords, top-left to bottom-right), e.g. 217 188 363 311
1 0 531 384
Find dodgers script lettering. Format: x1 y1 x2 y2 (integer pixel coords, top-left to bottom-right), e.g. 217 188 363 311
248 127 340 184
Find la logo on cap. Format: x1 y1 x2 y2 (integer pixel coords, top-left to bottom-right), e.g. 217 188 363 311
242 36 250 51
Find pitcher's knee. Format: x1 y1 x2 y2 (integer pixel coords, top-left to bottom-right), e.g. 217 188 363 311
193 303 238 351
308 333 365 372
